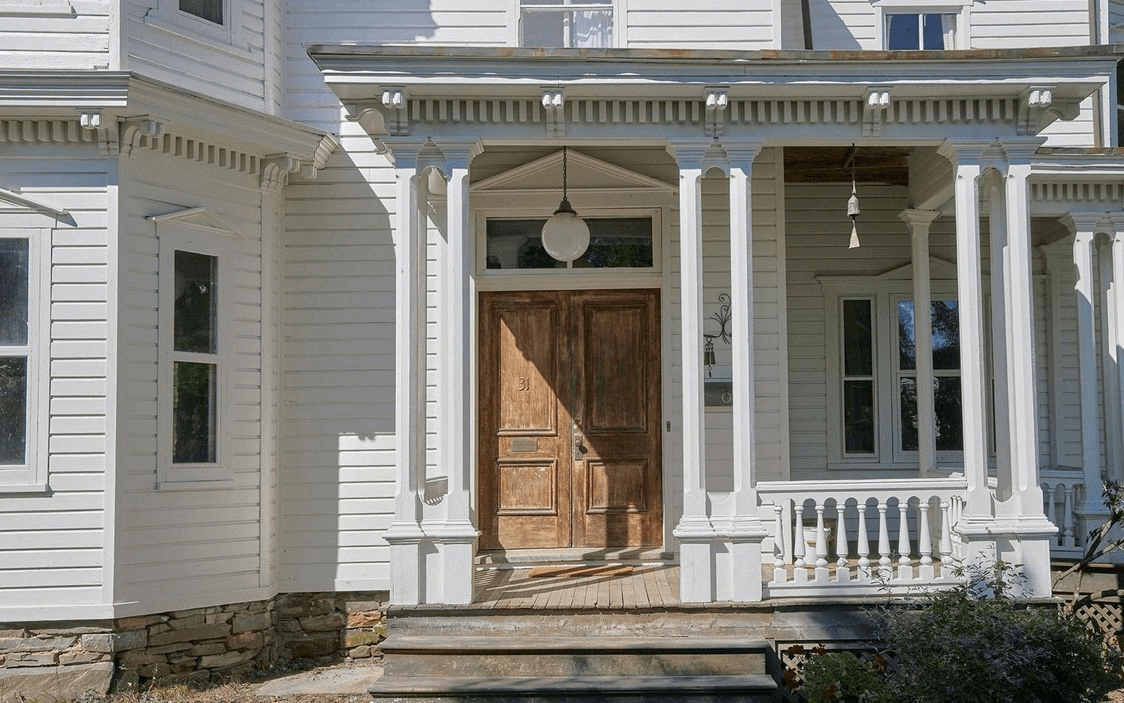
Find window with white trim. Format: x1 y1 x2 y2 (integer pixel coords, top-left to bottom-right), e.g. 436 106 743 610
885 12 955 49
520 0 614 48
0 233 46 489
826 275 964 468
179 0 222 24
159 231 231 485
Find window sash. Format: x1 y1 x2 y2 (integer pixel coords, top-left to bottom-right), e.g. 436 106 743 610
520 1 613 48
0 233 44 487
886 12 955 50
893 297 963 459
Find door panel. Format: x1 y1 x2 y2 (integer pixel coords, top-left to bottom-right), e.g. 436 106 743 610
479 289 661 550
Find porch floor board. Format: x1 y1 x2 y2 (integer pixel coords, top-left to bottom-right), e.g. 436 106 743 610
474 563 683 608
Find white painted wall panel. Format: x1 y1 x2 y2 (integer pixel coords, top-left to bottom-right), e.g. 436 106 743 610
971 1 1091 47
624 2 775 48
0 0 112 70
1112 1 1124 42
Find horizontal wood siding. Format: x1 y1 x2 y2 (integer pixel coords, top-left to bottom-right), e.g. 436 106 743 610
808 0 871 50
279 122 395 591
124 0 269 111
971 1 1091 47
1112 1 1124 42
115 149 267 610
0 152 112 613
624 2 776 49
0 0 111 69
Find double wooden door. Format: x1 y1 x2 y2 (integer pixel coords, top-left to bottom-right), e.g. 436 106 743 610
478 290 662 550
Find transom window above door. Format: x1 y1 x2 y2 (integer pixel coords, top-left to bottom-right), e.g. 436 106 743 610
485 217 653 271
520 0 614 48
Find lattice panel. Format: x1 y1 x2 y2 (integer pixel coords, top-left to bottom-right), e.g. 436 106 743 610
777 642 898 703
1073 600 1124 649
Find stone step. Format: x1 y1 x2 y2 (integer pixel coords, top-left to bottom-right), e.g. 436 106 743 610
381 635 769 678
370 674 778 702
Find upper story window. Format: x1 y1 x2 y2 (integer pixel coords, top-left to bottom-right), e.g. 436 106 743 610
179 0 222 24
886 12 955 49
520 0 613 48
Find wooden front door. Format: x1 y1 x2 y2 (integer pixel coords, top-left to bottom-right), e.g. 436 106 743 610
479 290 662 550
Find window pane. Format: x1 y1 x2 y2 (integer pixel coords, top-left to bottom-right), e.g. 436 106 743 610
486 218 652 270
931 300 960 370
0 356 27 464
0 239 29 346
887 13 920 50
174 251 217 353
843 380 875 453
842 299 873 376
180 0 222 24
173 361 216 463
921 13 945 49
573 10 612 48
522 12 565 48
898 300 916 371
935 376 963 451
900 377 918 452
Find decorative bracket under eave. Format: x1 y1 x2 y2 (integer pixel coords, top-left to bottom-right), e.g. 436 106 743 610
863 86 892 137
542 88 565 138
299 133 340 180
1018 86 1081 135
120 116 167 157
80 112 119 156
260 153 302 191
704 87 729 139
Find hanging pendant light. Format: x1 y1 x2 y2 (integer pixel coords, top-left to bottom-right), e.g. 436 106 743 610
541 146 591 263
847 145 861 249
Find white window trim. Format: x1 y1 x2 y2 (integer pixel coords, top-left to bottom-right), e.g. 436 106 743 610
871 0 973 50
0 228 49 494
156 226 235 487
821 270 961 471
148 0 242 54
512 0 623 48
0 0 73 17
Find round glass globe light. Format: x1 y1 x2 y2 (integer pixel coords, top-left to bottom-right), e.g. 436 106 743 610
541 202 591 263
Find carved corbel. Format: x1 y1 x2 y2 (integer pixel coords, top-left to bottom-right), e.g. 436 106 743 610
704 87 729 139
541 88 565 138
863 86 892 137
119 116 166 157
80 111 118 155
297 133 340 180
260 153 302 191
1018 86 1080 135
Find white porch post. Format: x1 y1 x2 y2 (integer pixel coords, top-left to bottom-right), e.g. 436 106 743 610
900 209 940 476
1064 214 1109 530
986 173 1011 497
1108 218 1124 483
725 142 768 602
385 152 427 605
996 142 1054 596
428 141 482 604
668 140 716 603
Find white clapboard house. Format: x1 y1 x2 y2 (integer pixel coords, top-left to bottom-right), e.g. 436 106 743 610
2 0 1124 697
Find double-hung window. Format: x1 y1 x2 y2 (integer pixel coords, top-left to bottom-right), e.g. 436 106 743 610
886 13 955 49
520 0 614 48
0 234 46 490
894 298 963 456
159 230 231 485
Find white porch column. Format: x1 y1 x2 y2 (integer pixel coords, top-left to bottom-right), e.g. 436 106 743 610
986 172 1011 497
725 142 768 603
1107 217 1124 483
1063 214 1108 528
385 152 427 605
900 209 940 476
668 140 716 603
428 141 482 605
938 141 992 522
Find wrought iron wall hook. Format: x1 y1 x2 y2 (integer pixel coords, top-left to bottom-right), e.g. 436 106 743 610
703 293 731 377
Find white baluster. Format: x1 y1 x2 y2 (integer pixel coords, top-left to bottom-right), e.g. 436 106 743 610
793 501 808 584
897 497 913 580
835 500 851 583
918 498 934 581
939 500 953 579
877 500 892 581
1063 485 1075 548
815 501 830 583
857 502 871 582
772 504 787 585
1043 482 1056 544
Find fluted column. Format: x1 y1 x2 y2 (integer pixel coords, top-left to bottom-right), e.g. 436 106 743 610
900 209 940 476
668 139 715 603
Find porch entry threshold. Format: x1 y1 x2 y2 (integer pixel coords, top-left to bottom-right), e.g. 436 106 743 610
473 554 682 609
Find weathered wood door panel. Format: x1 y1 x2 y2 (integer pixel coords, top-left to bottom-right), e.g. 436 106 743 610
479 290 661 550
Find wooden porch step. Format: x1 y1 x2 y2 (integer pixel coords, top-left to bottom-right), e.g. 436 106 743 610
370 674 778 701
380 634 770 678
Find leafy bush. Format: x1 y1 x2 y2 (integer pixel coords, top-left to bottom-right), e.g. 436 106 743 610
801 649 893 703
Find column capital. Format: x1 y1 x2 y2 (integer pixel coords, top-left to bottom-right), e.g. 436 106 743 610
431 139 484 171
722 140 764 171
666 139 714 170
1105 212 1124 242
997 137 1046 165
898 208 940 232
937 139 995 166
1060 212 1107 240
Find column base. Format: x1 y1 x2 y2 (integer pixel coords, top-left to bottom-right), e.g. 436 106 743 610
385 522 427 606
956 515 1058 598
675 517 717 603
423 520 479 605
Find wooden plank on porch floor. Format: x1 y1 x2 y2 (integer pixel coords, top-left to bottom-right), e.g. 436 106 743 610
657 565 678 605
622 570 639 609
596 575 610 608
633 568 652 608
610 573 623 608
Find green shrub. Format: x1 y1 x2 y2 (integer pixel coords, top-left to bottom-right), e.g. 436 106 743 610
801 650 893 703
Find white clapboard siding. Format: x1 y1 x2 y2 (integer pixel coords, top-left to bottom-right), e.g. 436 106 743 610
971 1 1091 47
1112 0 1124 42
0 0 112 69
113 147 268 611
279 122 397 592
0 154 112 617
624 2 776 48
123 0 271 112
807 0 873 50
1038 98 1097 148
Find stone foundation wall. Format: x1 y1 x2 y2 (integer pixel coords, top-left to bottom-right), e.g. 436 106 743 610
0 591 388 698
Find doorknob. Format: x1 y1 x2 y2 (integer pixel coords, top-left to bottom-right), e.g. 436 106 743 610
574 431 587 456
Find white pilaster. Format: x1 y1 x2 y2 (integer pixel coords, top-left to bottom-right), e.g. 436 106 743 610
385 154 427 605
1062 214 1106 524
1109 218 1124 483
668 140 715 603
900 209 940 477
1099 223 1124 483
986 172 1011 500
725 142 768 603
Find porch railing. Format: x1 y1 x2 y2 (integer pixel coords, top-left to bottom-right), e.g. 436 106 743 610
757 478 967 597
1041 467 1085 557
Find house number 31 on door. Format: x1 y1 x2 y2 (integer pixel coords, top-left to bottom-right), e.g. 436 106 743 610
517 377 529 391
